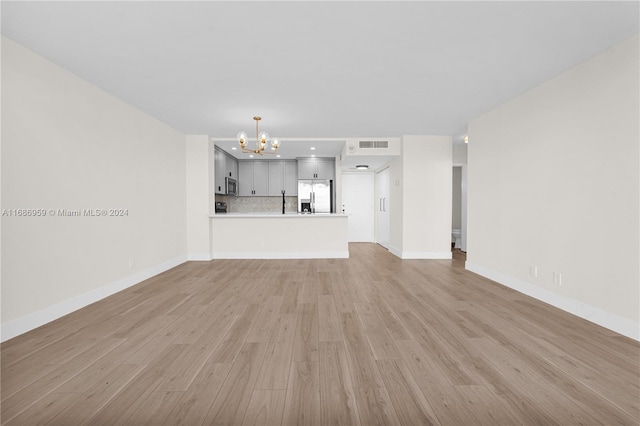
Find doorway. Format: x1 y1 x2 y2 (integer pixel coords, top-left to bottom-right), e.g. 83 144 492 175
452 165 467 252
341 173 375 242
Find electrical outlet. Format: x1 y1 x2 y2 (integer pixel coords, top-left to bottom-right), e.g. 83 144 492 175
553 272 562 285
530 265 538 278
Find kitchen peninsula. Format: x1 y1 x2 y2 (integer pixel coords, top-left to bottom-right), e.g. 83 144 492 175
211 146 347 259
209 213 349 259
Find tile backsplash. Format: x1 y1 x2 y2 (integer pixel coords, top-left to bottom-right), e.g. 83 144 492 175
216 195 298 213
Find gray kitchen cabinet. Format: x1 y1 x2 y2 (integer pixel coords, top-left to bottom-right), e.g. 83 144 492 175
215 147 239 195
284 161 298 196
239 161 269 196
225 155 238 180
297 158 335 180
214 148 226 195
268 160 298 196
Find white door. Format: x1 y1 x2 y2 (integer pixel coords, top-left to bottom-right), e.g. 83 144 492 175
342 173 374 242
376 168 390 249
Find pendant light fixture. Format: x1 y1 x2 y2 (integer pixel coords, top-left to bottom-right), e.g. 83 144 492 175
237 116 280 155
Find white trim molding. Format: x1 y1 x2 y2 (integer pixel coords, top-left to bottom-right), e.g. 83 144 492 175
387 246 452 260
187 252 213 261
1 255 188 342
388 245 402 259
400 251 453 260
465 261 640 341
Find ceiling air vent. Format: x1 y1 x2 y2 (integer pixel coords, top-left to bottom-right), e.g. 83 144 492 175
359 140 389 149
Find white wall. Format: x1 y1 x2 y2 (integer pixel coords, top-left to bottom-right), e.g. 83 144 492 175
467 35 639 339
1 37 187 340
389 136 453 259
453 144 468 165
335 151 343 213
186 135 212 260
388 156 404 253
453 143 468 251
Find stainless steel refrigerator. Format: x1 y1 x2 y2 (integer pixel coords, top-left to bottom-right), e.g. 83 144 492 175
298 180 333 213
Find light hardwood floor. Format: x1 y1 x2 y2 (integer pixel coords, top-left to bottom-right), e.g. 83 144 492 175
2 243 639 425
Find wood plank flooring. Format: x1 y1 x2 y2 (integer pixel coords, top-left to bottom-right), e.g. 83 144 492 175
2 243 639 425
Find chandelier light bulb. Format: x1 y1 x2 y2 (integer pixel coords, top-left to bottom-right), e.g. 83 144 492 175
237 131 247 143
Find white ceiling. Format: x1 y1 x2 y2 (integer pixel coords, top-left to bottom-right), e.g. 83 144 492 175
214 137 393 172
2 1 638 164
214 138 346 161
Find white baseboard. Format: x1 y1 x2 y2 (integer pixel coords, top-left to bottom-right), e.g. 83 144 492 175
465 261 640 341
388 245 402 258
1 255 188 342
387 246 452 260
400 251 453 260
211 251 349 259
187 252 212 261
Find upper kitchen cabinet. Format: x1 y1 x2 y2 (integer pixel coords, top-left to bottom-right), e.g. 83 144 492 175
214 147 239 195
298 158 335 180
284 161 298 195
214 147 226 195
239 161 269 196
268 160 298 196
225 155 238 180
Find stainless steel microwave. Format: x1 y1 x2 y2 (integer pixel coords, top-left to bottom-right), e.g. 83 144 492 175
225 177 237 196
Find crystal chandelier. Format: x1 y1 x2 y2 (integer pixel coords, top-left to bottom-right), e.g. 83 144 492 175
236 116 280 155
